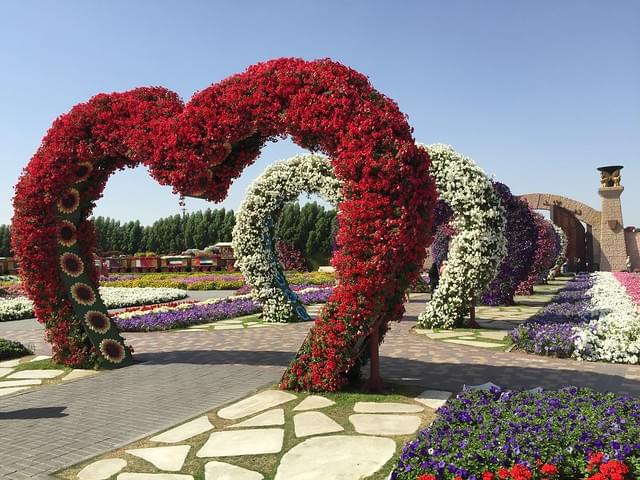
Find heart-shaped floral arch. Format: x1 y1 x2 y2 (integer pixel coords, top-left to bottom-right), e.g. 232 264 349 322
233 153 342 324
12 58 435 391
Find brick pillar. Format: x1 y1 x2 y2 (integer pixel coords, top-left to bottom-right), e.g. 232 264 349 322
598 186 627 271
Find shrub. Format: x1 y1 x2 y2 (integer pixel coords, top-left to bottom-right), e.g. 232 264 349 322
0 338 33 360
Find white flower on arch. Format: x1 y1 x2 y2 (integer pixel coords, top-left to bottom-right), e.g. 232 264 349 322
232 154 342 323
417 144 507 329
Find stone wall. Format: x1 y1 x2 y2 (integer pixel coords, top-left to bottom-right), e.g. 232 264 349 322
625 229 640 271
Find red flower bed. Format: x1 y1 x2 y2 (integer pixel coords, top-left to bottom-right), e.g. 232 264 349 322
12 58 435 389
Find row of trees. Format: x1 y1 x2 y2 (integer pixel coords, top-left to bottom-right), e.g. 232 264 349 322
0 225 10 257
0 203 338 264
92 208 237 254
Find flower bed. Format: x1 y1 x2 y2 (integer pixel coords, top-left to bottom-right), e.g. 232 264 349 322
393 386 640 480
102 274 244 290
574 272 640 364
0 287 187 322
613 272 640 307
510 274 594 357
0 297 34 321
114 286 333 331
100 271 336 292
511 273 640 364
0 284 26 299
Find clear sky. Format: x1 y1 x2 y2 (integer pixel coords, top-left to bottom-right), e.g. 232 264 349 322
1 0 638 226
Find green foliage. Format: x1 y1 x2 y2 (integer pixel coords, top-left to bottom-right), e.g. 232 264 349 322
0 202 337 261
91 208 237 255
0 338 32 361
277 202 337 266
0 224 12 257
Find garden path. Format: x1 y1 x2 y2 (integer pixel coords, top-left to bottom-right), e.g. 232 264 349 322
1 293 639 479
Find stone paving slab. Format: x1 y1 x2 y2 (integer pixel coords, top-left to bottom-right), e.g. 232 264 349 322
443 339 505 348
126 445 191 471
150 416 214 443
118 474 194 480
0 386 31 397
293 395 334 411
0 359 22 368
414 389 452 409
217 390 297 420
229 409 285 428
78 458 127 480
349 414 421 435
62 369 99 382
7 369 65 380
0 379 42 388
353 401 423 413
274 435 396 480
293 411 343 437
204 461 264 480
196 429 284 457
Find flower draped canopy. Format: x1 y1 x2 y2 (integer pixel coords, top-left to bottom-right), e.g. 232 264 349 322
12 57 435 391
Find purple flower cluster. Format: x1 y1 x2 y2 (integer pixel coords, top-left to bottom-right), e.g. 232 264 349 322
115 287 333 331
482 182 537 306
297 287 332 304
114 298 261 331
430 200 454 266
393 386 640 480
510 274 595 357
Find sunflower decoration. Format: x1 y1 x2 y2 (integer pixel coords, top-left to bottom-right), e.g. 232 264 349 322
84 310 111 334
57 188 80 214
59 252 84 277
99 339 126 364
57 220 77 247
70 282 96 306
74 162 94 183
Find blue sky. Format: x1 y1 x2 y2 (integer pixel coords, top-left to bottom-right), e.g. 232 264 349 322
1 0 638 226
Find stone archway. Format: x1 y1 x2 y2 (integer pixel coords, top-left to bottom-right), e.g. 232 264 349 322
518 193 602 271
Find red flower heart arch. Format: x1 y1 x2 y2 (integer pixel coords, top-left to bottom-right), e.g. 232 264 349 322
12 58 435 391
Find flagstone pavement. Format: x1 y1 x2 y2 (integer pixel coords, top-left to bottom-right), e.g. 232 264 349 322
1 295 639 479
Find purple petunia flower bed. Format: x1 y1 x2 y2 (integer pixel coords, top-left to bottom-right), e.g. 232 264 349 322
393 386 640 479
114 287 332 332
510 274 596 357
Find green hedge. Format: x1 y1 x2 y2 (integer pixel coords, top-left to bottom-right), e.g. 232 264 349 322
0 338 32 361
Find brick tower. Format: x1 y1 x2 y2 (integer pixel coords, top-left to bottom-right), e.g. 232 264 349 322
598 165 628 271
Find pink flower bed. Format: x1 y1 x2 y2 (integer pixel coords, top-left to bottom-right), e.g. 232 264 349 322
613 272 640 306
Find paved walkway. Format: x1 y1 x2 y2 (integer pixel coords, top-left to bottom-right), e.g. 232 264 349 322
1 294 640 478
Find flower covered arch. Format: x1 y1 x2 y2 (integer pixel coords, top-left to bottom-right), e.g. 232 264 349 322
233 154 342 323
417 144 506 329
12 58 435 391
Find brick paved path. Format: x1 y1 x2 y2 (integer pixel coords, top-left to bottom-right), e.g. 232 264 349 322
1 296 639 478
